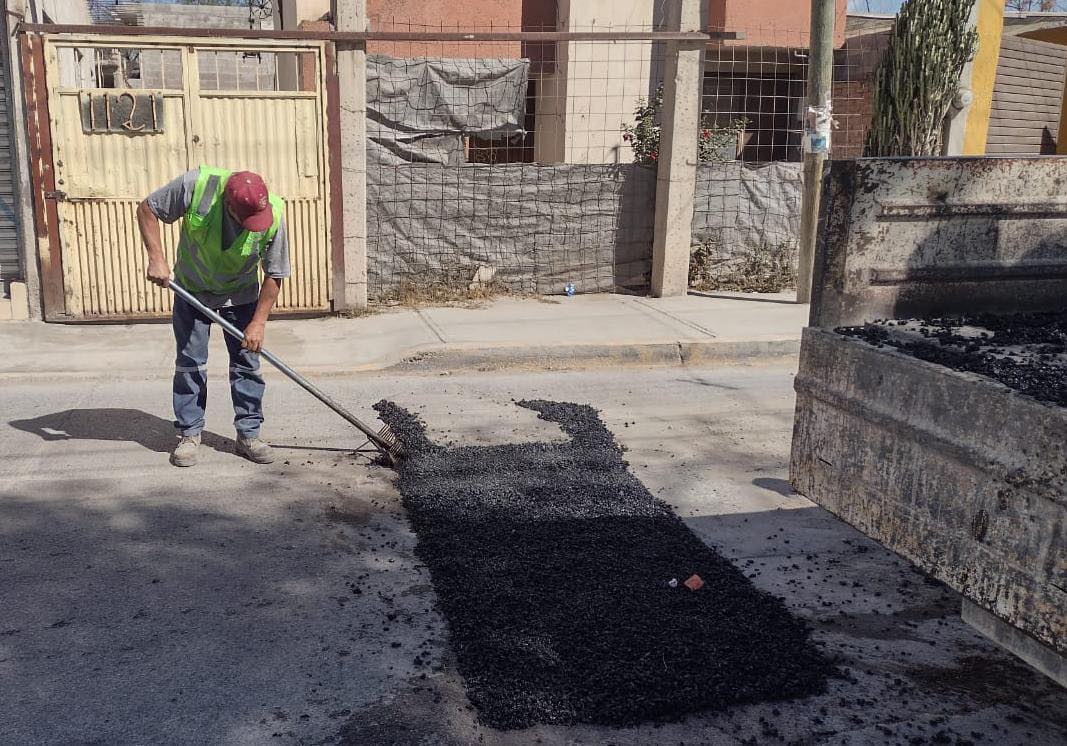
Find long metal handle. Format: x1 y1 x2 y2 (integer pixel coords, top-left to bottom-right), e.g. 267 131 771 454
167 280 394 453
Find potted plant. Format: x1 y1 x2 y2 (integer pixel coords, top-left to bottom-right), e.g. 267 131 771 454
622 85 749 165
699 117 748 162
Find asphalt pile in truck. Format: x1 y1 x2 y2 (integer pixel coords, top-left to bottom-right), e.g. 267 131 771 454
838 311 1067 408
373 398 834 730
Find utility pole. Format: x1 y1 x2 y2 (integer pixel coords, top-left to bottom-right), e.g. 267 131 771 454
796 0 836 305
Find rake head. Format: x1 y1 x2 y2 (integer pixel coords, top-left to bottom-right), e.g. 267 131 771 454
375 423 406 466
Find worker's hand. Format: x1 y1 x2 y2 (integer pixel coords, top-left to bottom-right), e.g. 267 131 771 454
242 320 266 353
146 257 171 288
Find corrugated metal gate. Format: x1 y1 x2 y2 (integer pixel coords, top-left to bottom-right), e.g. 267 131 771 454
36 34 331 320
0 14 22 281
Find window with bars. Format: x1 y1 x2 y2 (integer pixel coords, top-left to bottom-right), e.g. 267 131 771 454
702 71 806 163
196 49 317 93
57 47 183 91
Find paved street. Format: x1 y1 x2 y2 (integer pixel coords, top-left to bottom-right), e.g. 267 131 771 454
2 362 1065 744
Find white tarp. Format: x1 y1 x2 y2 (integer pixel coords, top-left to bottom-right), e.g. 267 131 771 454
367 161 804 300
368 55 530 165
368 164 657 299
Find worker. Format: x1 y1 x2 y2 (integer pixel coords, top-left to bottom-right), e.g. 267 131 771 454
137 167 289 468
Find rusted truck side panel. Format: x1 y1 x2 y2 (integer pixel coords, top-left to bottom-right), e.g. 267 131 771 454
792 328 1066 655
793 156 1067 667
811 158 1067 329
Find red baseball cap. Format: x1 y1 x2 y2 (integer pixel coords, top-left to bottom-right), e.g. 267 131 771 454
224 171 273 232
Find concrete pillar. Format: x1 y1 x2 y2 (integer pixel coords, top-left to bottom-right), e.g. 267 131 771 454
650 0 702 298
331 0 369 311
9 281 29 320
534 0 660 166
4 0 42 319
277 1 300 91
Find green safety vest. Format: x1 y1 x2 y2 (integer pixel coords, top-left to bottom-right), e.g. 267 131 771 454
174 166 284 296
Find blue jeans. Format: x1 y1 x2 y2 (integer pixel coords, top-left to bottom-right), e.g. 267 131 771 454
172 297 264 439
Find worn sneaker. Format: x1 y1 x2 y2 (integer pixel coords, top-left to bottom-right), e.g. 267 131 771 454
170 435 201 467
236 436 275 464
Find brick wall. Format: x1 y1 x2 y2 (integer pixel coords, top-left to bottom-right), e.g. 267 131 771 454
828 33 889 159
832 79 874 159
299 19 331 91
709 0 848 47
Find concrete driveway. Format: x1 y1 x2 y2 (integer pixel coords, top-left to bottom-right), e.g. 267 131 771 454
1 363 1065 744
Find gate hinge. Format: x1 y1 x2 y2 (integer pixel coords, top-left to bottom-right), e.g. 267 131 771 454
44 190 67 201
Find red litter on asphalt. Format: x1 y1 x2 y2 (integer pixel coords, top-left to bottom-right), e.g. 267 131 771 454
684 574 704 591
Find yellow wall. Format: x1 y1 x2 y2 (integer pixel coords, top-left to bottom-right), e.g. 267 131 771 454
962 0 1006 155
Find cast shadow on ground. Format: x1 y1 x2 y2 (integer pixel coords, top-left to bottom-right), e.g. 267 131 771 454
882 169 1067 321
0 473 425 744
675 375 742 390
752 477 797 497
8 408 234 455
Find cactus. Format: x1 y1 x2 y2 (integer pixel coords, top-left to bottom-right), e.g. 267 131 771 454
865 0 979 157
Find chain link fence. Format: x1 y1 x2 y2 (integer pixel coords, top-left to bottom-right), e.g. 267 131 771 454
690 21 888 293
34 6 895 309
359 17 890 303
366 21 667 302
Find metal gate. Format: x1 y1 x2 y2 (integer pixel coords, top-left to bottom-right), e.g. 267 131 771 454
35 34 331 320
0 13 22 281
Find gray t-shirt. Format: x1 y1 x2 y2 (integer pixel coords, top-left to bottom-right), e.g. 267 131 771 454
147 169 291 308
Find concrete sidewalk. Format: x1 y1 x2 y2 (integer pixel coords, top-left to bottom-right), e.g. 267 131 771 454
0 291 808 380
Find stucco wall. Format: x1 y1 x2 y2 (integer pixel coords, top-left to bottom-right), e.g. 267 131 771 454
535 0 659 164
962 0 1007 155
368 0 523 58
279 0 331 28
708 0 848 47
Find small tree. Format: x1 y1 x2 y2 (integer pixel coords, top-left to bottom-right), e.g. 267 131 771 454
864 0 979 157
622 85 748 166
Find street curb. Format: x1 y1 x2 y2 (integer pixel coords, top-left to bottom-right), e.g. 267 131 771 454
0 338 801 383
385 338 801 373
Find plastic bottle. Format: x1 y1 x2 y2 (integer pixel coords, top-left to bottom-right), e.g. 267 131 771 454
565 283 576 297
